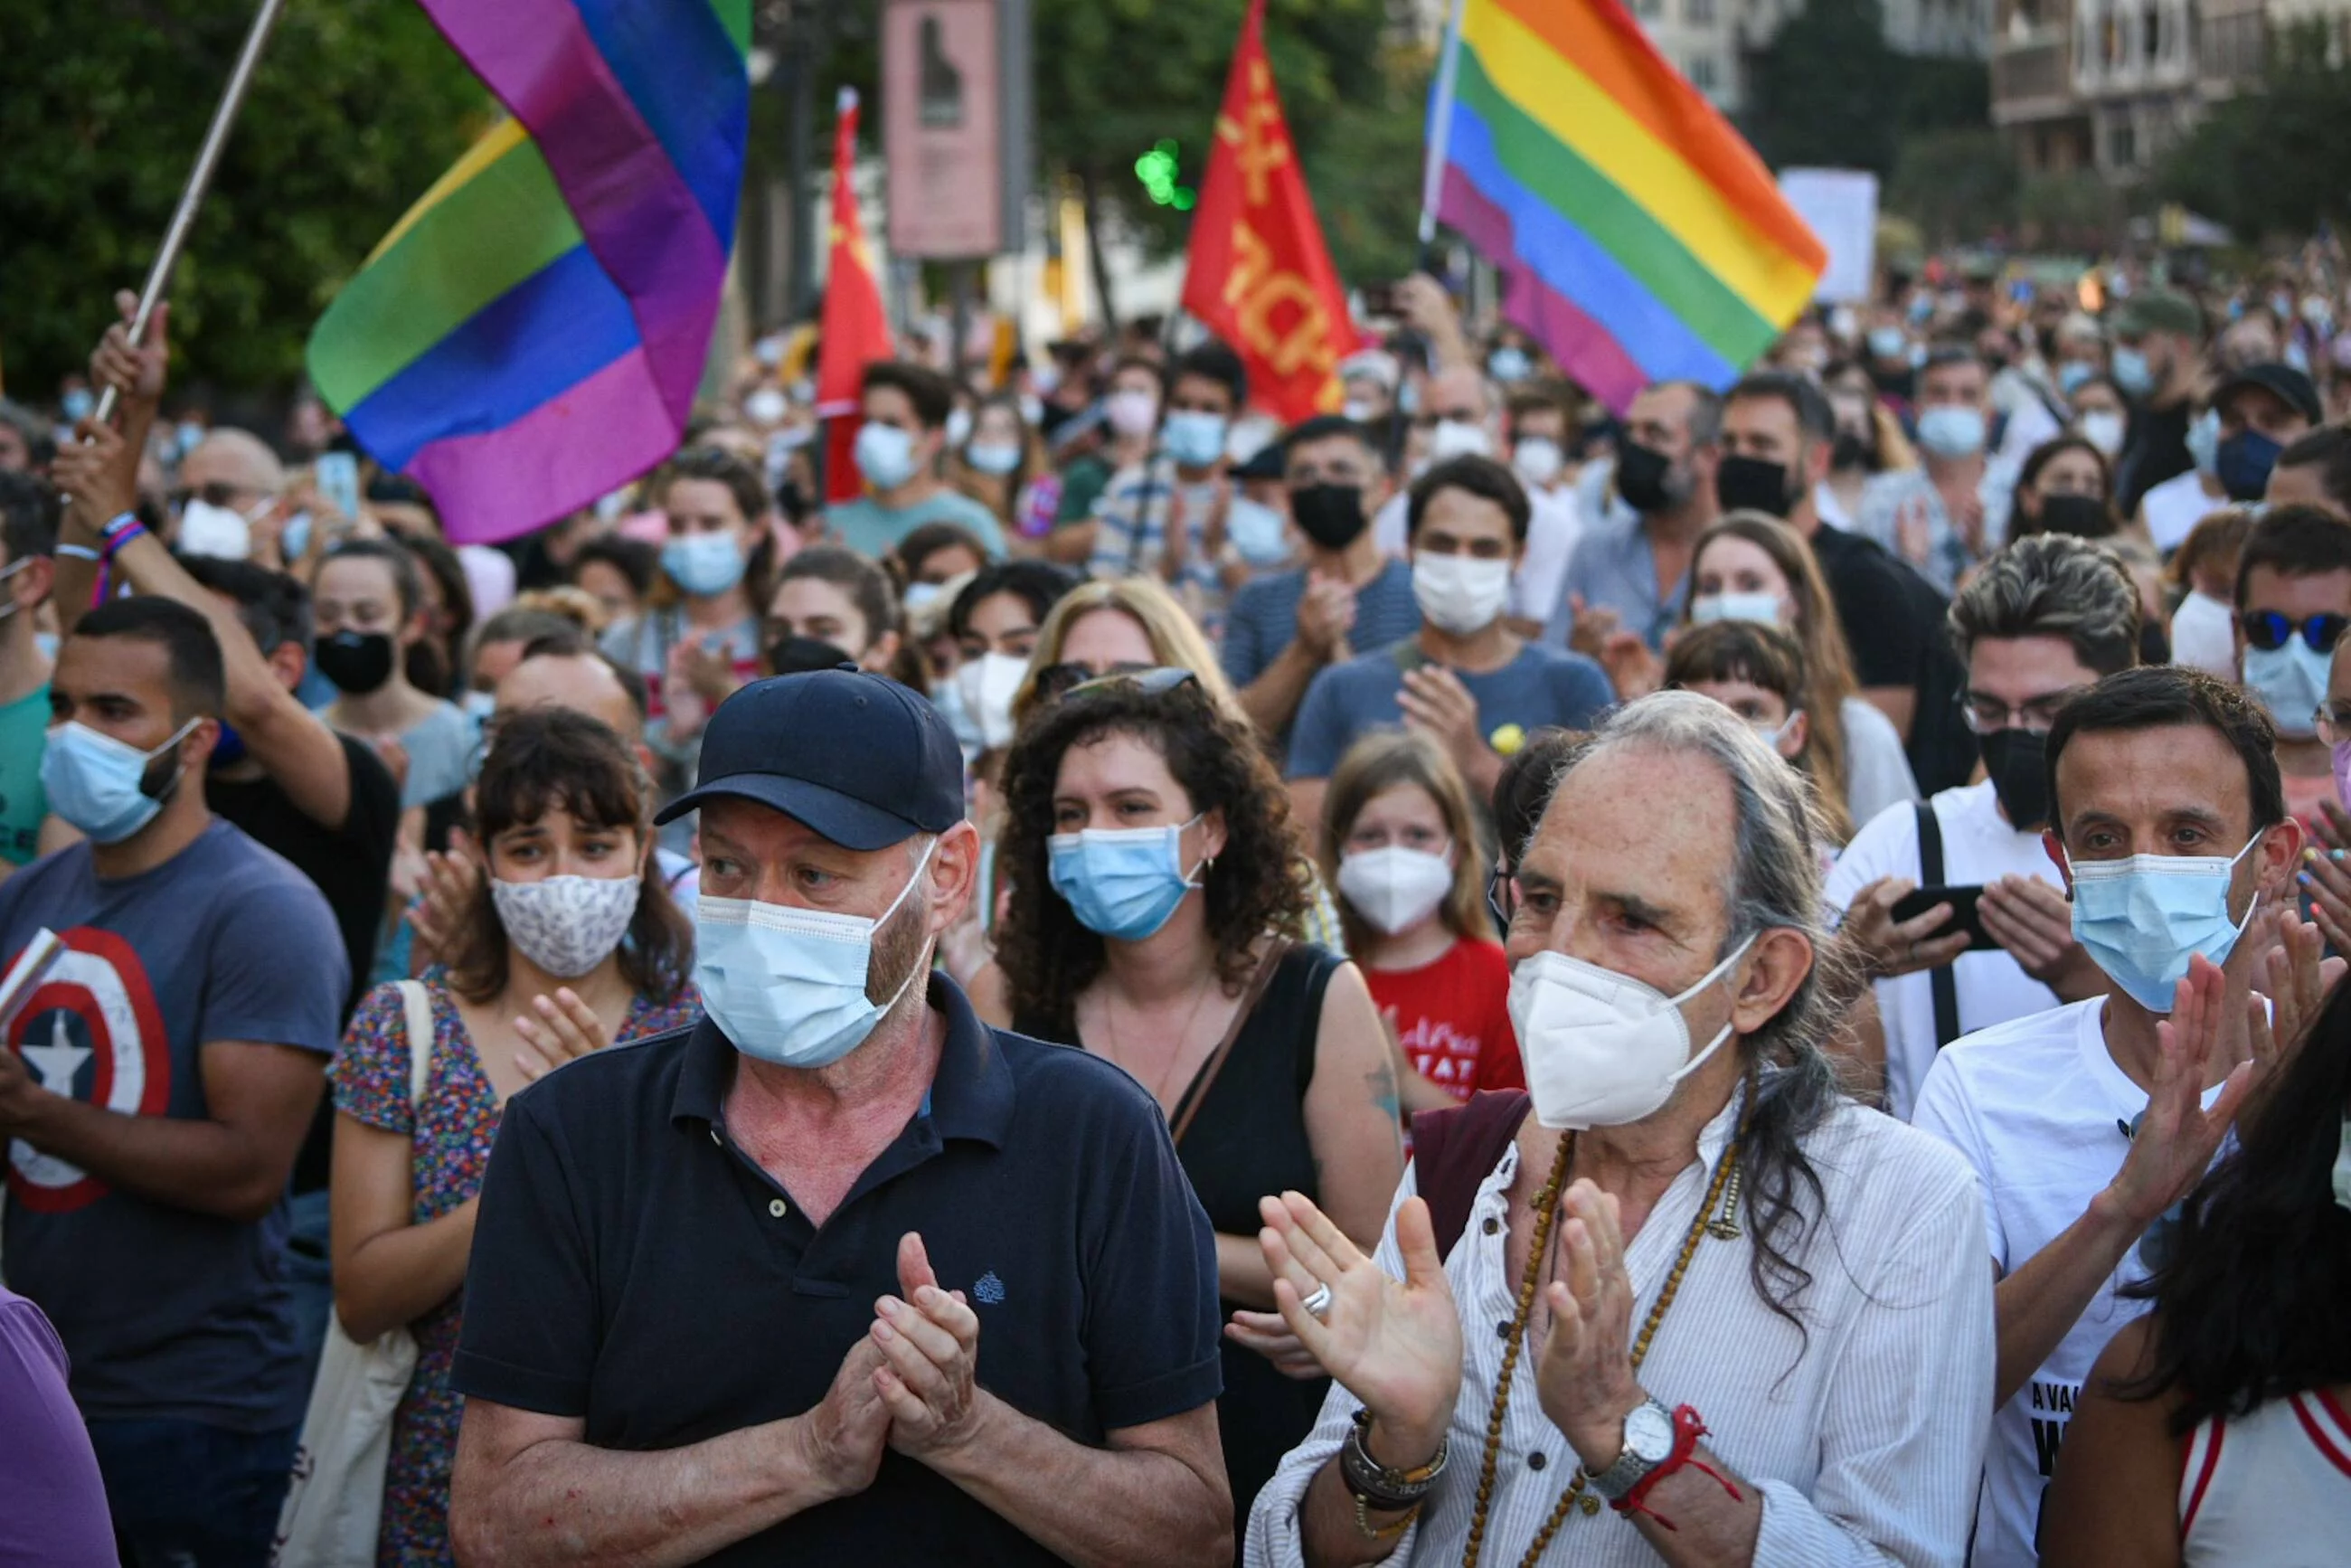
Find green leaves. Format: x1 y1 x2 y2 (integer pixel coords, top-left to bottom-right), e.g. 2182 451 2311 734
0 0 481 400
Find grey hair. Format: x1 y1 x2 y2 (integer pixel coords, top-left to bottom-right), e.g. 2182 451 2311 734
1948 534 2141 677
1549 690 1849 1331
1657 380 1723 448
1556 690 1837 1065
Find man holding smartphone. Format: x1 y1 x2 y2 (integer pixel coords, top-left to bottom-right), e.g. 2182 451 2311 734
1825 536 2142 1116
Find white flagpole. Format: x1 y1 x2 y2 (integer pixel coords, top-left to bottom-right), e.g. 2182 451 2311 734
1418 0 1469 247
92 0 290 425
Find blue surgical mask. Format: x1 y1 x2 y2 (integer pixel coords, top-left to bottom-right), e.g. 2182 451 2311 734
1161 411 1229 469
902 581 944 616
662 532 747 597
1868 326 1907 359
2111 346 2156 398
2186 408 2222 476
61 388 94 422
693 838 936 1068
40 718 199 845
2068 835 2261 1014
1487 346 1532 383
854 422 921 490
1048 816 1204 941
2058 361 2094 397
2216 429 2283 502
2242 640 2330 737
1916 404 1987 458
1690 590 1783 627
1225 496 1290 565
279 510 313 562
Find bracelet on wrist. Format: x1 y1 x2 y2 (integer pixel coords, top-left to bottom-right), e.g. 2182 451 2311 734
99 521 148 562
1352 1495 1419 1542
55 543 100 562
1610 1404 1742 1531
99 511 140 543
1340 1408 1448 1512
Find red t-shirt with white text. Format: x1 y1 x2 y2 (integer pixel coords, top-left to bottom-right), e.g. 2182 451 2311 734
1364 937 1523 1102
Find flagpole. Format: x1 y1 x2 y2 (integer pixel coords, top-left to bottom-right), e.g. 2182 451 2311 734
92 0 289 426
1418 0 1469 247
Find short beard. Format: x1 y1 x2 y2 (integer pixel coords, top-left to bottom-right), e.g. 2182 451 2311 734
864 883 934 1012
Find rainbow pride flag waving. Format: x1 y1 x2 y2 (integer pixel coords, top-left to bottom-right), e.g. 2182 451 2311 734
308 0 752 543
1426 0 1825 414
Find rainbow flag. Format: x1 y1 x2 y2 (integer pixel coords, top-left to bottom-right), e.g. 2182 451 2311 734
1425 0 1825 413
307 0 752 543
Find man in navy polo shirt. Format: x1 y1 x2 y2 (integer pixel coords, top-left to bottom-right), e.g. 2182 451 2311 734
449 667 1231 1566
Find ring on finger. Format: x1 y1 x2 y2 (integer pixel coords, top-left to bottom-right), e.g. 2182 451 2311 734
1299 1282 1334 1321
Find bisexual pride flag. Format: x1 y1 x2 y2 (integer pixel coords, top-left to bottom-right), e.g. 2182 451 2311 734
307 1 752 543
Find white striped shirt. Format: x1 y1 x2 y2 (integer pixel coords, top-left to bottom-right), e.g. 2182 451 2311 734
1243 1093 1995 1566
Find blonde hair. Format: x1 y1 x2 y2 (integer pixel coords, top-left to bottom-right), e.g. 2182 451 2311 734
1317 731 1490 956
1011 576 1247 731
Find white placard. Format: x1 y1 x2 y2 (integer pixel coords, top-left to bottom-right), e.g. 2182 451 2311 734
1779 168 1878 305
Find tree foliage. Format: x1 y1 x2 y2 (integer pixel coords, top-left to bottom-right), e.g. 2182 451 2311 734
1886 128 2019 249
1746 0 1990 181
2155 24 2351 243
0 0 484 401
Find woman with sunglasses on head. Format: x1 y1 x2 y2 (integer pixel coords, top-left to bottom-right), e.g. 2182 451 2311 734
327 707 696 1565
1316 731 1520 1118
990 669 1402 1543
2041 936 2350 1566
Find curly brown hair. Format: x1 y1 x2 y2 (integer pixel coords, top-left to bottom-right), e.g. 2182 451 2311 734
993 676 1312 1035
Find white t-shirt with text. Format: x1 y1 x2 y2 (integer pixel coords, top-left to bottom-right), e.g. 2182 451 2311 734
1911 997 2225 1568
1824 780 2063 1118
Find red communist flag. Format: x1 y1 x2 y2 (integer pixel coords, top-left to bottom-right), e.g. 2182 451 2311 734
1181 0 1366 422
817 88 893 504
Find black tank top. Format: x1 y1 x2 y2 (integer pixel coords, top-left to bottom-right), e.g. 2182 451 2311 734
1015 942 1341 1530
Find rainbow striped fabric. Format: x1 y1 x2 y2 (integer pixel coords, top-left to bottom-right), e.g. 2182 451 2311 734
307 0 751 543
1429 0 1825 412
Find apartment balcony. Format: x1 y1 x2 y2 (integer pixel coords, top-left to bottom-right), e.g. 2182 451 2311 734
1991 33 2078 122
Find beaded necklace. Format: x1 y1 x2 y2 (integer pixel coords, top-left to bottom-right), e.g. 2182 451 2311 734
1459 1107 1748 1568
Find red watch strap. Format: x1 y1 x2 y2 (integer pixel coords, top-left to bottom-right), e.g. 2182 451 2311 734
1611 1404 1743 1532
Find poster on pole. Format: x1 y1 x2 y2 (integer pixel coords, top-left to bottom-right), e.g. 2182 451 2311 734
1778 168 1877 304
882 0 1030 260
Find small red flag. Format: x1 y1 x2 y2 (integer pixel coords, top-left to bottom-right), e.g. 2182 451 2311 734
1180 0 1366 423
816 89 893 504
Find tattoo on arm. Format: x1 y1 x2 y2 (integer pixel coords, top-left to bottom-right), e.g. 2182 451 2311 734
1367 1064 1401 1122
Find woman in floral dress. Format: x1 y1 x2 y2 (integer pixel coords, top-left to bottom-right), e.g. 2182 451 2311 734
329 706 698 1566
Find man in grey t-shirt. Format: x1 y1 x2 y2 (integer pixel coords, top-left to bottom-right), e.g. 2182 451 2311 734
0 597 345 1563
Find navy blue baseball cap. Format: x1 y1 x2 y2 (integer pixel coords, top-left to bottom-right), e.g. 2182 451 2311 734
653 667 967 849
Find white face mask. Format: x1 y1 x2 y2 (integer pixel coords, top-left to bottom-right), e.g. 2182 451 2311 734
743 386 789 427
1430 419 1493 461
493 874 642 978
952 650 1029 751
1507 937 1755 1129
1512 437 1564 488
1689 590 1784 628
1412 553 1514 635
2078 409 2128 458
178 497 260 560
1336 845 1455 935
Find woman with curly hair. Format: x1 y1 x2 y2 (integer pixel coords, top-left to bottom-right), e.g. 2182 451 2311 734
987 668 1402 1541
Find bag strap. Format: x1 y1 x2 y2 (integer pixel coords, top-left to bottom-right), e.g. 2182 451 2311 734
1168 940 1291 1148
1914 802 1962 1051
1412 1090 1533 1263
395 980 434 1110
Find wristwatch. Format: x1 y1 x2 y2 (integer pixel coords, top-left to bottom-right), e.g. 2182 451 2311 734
1585 1396 1676 1502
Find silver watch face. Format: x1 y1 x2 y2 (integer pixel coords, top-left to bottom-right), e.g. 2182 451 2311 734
1625 1401 1676 1463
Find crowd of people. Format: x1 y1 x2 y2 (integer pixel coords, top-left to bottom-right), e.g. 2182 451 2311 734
0 254 2348 1567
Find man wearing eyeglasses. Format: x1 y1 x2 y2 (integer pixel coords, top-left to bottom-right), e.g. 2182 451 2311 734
1824 536 2143 1117
2230 505 2351 837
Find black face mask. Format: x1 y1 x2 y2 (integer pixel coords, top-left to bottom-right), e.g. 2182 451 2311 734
1977 726 2050 829
1831 430 1872 472
1613 441 1684 515
2032 492 2112 539
769 635 856 675
315 629 396 695
1289 483 1368 551
1714 454 1798 518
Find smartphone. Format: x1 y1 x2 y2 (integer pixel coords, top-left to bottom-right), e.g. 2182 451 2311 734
0 929 65 1035
316 451 361 523
1888 885 1997 953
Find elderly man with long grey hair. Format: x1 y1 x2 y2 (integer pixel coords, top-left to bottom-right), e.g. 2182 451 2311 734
1243 691 1994 1568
